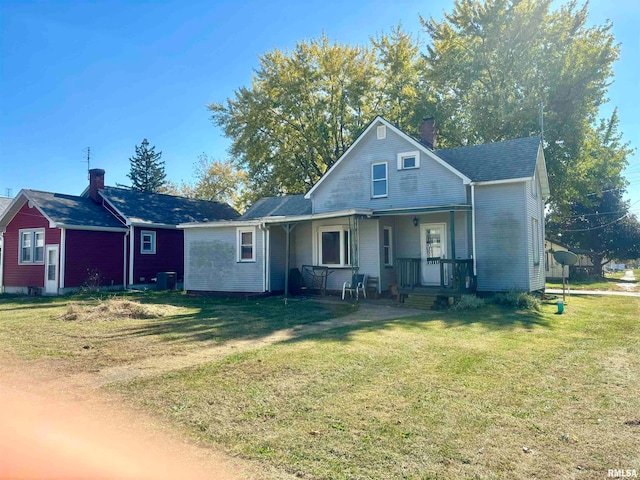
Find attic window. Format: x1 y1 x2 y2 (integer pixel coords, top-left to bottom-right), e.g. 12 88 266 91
397 151 420 170
377 125 386 140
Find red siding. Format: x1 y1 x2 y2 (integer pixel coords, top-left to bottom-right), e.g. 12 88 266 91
65 230 126 287
2 202 60 288
132 227 184 283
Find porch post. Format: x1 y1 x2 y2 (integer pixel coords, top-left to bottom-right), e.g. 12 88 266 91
449 210 456 260
284 223 291 303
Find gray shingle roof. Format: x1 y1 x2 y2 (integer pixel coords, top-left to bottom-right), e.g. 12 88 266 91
240 194 311 220
101 187 239 225
436 136 541 182
24 190 127 228
0 197 12 216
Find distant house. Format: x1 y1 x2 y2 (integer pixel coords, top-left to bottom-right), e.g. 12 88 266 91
544 239 571 279
0 170 238 295
180 116 549 296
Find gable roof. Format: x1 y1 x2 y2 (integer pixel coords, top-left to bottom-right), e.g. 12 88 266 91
305 116 472 199
240 194 311 220
436 136 542 182
0 197 11 216
100 187 239 226
0 190 127 231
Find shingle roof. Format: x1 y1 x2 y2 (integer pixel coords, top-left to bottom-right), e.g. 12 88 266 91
436 136 541 182
101 187 239 225
24 190 127 228
0 197 12 216
240 194 312 220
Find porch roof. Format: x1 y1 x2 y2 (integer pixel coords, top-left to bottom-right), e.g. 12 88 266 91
372 204 472 216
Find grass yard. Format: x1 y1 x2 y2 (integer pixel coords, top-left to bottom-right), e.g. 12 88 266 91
0 292 352 373
546 268 639 292
1 292 639 479
115 296 639 479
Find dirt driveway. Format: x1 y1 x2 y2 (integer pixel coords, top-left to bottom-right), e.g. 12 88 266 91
0 302 422 480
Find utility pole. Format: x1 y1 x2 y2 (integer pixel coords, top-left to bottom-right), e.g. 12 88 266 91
84 147 91 179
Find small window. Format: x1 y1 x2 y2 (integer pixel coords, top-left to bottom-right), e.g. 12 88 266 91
19 229 45 264
383 226 393 266
532 218 540 266
397 151 420 170
531 173 538 198
237 227 255 262
371 162 388 198
377 125 386 140
140 230 156 254
318 226 351 267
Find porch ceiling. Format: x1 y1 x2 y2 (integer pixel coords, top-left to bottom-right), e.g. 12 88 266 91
372 205 472 216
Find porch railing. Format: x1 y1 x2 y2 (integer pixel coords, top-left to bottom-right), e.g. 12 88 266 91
396 258 476 293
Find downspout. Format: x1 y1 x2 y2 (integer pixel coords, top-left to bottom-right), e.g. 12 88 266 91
123 230 129 289
0 232 4 293
128 225 134 286
284 224 291 305
261 224 267 293
471 184 477 279
59 228 66 289
265 226 270 292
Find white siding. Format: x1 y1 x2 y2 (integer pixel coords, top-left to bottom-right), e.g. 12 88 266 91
310 121 467 213
474 183 529 292
184 227 264 293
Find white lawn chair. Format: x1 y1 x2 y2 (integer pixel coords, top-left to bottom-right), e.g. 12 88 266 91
342 274 367 300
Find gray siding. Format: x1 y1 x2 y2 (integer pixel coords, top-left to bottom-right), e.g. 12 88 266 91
292 222 312 268
394 212 469 261
379 217 397 292
526 174 545 290
474 183 528 291
184 226 264 292
269 226 287 291
358 218 380 290
311 121 467 213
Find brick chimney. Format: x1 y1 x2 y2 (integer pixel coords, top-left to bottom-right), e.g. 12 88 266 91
420 118 437 149
88 168 105 203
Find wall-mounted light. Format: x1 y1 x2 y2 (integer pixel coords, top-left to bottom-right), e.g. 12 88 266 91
413 217 418 227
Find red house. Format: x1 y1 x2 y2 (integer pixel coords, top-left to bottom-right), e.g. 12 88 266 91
0 169 238 295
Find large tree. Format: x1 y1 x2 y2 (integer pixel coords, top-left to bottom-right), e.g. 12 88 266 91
421 0 621 214
210 29 425 202
127 139 166 193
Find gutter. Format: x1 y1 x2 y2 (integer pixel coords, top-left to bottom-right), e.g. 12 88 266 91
56 224 128 232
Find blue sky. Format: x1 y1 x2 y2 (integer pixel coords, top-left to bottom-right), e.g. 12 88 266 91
1 0 638 215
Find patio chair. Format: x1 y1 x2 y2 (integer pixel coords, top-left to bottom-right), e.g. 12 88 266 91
342 274 367 300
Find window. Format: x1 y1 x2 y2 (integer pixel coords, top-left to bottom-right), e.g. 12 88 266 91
318 226 351 267
397 151 420 170
19 229 44 264
377 125 386 139
532 218 540 266
383 226 393 266
237 227 255 262
140 230 156 254
371 162 388 198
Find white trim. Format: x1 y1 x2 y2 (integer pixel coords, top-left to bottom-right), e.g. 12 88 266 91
376 125 386 139
316 225 352 267
128 226 135 285
130 221 177 229
140 230 156 254
536 143 551 199
397 151 420 170
305 116 471 199
180 219 264 229
59 228 66 289
265 227 270 292
44 244 59 295
383 226 393 266
18 228 45 264
99 195 130 226
420 222 448 285
123 231 129 288
473 177 531 186
371 161 388 198
0 232 4 292
471 185 477 278
56 224 128 232
237 227 256 262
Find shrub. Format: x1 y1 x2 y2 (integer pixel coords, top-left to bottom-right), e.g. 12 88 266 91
450 294 485 311
492 290 541 311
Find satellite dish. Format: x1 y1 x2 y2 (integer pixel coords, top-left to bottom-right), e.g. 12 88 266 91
553 250 578 266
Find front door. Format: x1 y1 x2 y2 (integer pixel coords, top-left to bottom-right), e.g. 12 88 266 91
44 245 59 295
420 223 447 285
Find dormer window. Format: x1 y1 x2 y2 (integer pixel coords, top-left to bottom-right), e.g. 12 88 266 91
397 151 420 170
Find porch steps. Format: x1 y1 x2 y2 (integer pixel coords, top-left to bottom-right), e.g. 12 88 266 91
404 294 438 310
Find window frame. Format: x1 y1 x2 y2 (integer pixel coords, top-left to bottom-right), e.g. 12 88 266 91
18 228 45 264
371 161 388 198
237 227 256 262
140 230 157 255
317 225 352 267
383 226 393 266
532 218 540 266
376 125 386 140
397 151 420 170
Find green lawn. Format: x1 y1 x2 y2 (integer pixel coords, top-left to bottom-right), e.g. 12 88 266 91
546 268 639 292
1 292 638 479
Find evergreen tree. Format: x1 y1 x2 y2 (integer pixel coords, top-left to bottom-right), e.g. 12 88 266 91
127 139 166 193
